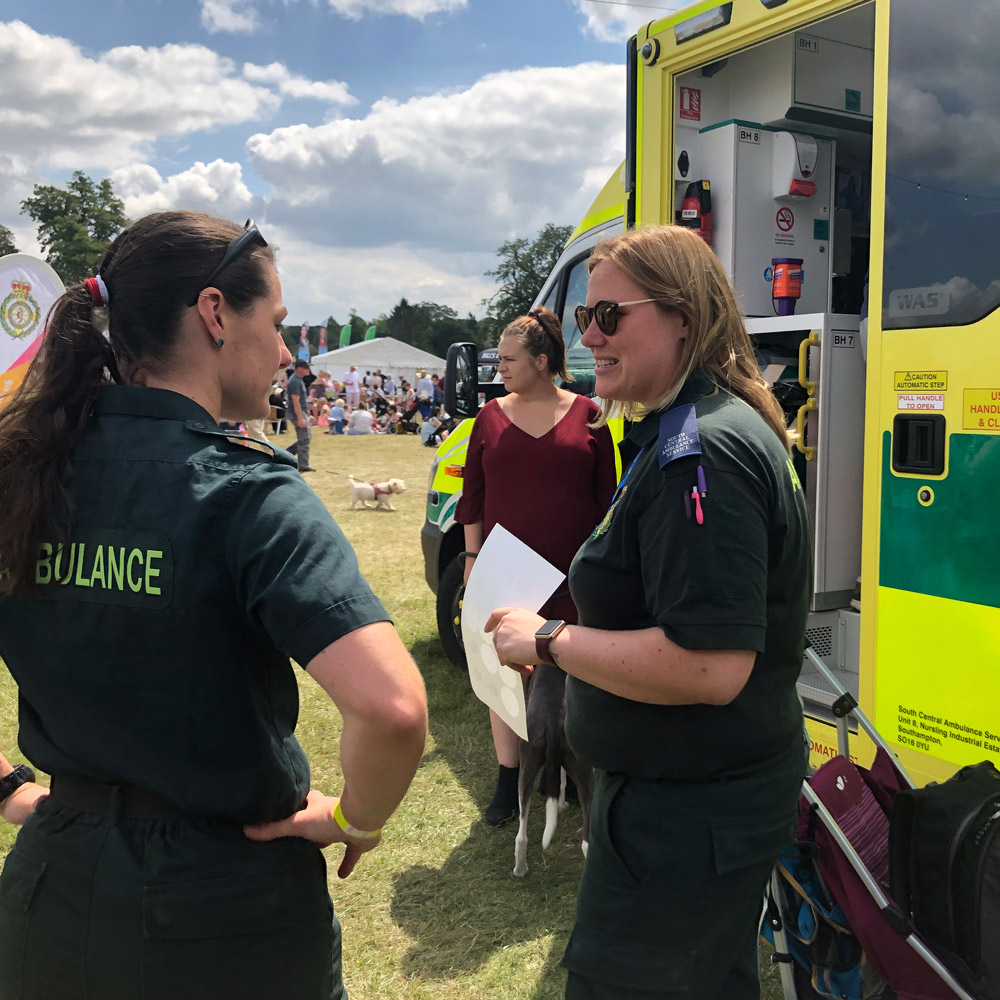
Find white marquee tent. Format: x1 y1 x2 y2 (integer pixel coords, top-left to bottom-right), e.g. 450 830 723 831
309 337 445 388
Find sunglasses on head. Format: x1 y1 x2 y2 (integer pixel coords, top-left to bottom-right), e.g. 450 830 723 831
187 219 268 307
574 297 673 337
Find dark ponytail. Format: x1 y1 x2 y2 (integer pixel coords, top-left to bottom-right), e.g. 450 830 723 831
0 210 274 596
499 306 573 382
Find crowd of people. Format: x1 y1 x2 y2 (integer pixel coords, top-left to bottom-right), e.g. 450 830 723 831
247 361 452 473
271 365 451 437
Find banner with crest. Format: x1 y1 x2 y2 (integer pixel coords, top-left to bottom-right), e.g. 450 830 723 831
0 254 65 407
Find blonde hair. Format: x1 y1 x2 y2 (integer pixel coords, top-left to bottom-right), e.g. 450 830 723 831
498 306 573 382
587 225 788 450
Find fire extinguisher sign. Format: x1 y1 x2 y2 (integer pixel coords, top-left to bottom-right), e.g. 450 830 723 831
679 87 701 121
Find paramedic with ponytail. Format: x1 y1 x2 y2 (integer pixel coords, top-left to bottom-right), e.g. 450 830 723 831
487 226 811 1000
0 211 427 1000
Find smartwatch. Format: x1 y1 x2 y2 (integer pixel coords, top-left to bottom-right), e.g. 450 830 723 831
534 619 567 666
0 764 36 804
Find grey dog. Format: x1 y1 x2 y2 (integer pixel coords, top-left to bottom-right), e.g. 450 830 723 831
513 663 594 877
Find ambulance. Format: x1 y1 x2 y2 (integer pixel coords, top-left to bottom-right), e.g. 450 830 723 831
424 0 1000 786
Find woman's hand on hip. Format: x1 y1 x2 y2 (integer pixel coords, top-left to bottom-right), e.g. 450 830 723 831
485 606 545 675
0 782 49 825
243 789 381 878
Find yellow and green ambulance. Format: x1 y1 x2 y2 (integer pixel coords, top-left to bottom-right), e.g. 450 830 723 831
425 0 1000 786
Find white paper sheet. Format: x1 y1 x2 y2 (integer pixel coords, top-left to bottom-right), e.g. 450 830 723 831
461 524 564 741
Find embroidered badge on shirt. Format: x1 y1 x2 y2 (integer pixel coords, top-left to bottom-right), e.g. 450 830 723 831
592 484 628 538
657 403 701 467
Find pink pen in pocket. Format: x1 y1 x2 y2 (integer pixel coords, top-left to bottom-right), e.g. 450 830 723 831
692 465 707 524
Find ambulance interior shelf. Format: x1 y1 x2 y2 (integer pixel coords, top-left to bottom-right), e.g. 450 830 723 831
748 313 867 726
747 312 865 616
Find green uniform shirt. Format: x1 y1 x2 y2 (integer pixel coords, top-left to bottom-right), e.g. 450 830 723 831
566 371 811 781
0 386 388 824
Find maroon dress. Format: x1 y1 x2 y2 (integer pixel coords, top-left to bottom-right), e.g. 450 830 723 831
455 394 617 623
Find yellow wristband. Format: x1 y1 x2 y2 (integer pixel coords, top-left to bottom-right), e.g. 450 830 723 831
333 800 382 839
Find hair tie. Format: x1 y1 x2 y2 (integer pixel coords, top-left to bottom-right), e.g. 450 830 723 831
85 275 111 335
84 275 109 307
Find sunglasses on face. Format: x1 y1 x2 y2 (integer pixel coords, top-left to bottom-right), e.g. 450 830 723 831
574 297 672 337
187 219 268 307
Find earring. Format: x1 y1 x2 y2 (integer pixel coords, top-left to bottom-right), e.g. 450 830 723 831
213 337 224 349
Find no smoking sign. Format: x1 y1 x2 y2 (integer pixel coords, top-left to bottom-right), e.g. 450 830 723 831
776 208 795 232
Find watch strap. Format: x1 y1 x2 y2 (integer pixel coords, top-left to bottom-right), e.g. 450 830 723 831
534 620 566 665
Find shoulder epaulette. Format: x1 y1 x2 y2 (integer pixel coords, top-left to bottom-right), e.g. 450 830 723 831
185 419 277 458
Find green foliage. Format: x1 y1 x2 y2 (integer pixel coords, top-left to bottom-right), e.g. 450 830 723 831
484 223 573 334
348 310 368 344
377 298 486 357
20 172 129 285
0 224 17 257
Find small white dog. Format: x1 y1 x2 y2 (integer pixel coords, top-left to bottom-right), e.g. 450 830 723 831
348 474 406 510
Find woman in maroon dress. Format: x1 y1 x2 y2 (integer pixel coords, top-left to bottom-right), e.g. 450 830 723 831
456 307 617 825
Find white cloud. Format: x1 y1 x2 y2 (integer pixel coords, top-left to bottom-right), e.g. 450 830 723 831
887 78 1000 187
201 0 261 33
246 63 626 253
0 153 34 211
109 160 256 220
93 158 500 321
0 22 280 169
244 63 357 106
201 0 465 33
906 275 1000 327
884 0 1000 186
323 0 466 20
569 0 661 43
268 226 495 322
0 20 628 321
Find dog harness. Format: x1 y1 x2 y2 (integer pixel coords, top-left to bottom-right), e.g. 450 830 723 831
370 482 388 497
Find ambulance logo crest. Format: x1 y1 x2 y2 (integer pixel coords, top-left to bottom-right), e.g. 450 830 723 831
1 280 41 340
592 484 627 538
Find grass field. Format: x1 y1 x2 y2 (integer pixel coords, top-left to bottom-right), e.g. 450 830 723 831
0 426 783 1000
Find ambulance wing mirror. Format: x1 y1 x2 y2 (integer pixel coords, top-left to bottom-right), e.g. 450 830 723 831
445 342 479 419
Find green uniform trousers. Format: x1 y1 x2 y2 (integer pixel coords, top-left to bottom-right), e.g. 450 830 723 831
563 743 804 1000
0 797 345 1000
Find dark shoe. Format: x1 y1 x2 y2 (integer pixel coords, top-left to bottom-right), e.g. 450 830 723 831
485 764 519 827
300 466 317 473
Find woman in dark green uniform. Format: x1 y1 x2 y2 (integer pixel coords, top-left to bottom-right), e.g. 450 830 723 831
0 211 427 999
488 225 811 1000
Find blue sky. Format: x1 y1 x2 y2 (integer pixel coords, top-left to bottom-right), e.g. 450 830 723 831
0 0 681 325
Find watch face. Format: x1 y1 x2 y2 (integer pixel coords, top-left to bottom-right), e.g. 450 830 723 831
536 619 565 638
0 763 34 799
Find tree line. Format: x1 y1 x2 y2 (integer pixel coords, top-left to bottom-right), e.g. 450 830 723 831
4 172 572 356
